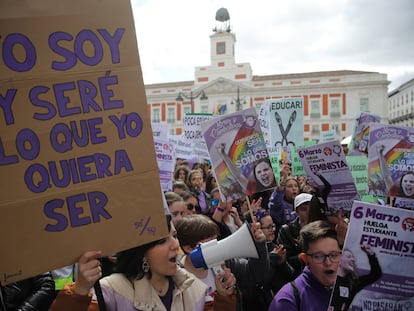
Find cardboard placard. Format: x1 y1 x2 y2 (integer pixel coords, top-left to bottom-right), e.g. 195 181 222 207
0 0 167 284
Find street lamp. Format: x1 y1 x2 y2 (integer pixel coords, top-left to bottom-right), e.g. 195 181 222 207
176 90 208 106
230 86 246 111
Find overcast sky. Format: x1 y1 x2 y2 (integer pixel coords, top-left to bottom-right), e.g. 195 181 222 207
131 0 414 92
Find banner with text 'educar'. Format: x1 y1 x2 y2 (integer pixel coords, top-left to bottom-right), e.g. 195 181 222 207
0 0 167 284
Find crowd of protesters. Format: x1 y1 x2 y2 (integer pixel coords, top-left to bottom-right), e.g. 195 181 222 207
3 156 384 311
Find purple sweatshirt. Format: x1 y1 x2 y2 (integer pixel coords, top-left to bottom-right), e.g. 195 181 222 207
268 266 332 311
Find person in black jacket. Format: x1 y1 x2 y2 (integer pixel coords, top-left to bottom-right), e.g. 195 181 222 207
0 272 55 311
276 193 313 276
256 212 295 310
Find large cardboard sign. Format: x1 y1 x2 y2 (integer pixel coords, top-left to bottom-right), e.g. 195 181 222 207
0 0 167 284
328 201 414 310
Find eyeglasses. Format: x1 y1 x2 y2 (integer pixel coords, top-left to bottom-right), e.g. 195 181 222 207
306 251 342 264
187 203 200 211
261 224 276 230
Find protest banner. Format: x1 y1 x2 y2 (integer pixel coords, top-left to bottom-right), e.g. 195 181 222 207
320 129 338 143
154 139 174 192
168 134 193 161
0 0 167 284
258 101 271 146
290 146 305 177
297 140 359 214
348 112 381 156
201 108 274 200
367 124 414 199
183 113 213 143
328 201 414 310
347 155 388 205
151 122 169 140
267 97 304 149
347 155 369 197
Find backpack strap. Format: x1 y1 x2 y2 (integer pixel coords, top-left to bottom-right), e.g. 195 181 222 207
290 281 300 310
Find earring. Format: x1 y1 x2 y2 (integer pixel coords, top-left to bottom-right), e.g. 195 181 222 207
142 259 150 273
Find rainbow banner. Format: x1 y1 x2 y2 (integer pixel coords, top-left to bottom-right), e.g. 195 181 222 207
367 124 414 199
201 108 274 200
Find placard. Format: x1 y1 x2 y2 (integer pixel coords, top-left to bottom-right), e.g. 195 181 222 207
0 0 167 284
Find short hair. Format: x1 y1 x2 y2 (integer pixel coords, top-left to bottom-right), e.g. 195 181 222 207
175 214 219 252
172 181 189 192
300 220 338 253
164 191 183 207
210 186 220 197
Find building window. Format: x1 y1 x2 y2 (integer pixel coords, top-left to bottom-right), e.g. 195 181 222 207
311 124 320 134
330 99 340 117
183 105 192 116
360 98 369 112
310 100 320 118
152 107 160 123
201 105 209 114
216 42 225 54
167 107 175 123
331 124 340 134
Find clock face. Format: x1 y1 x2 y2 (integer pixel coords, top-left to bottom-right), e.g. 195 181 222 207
216 42 225 54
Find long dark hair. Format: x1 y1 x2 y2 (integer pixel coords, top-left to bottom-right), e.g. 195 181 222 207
114 215 172 280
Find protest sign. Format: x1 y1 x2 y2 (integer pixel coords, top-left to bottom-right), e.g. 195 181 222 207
0 0 167 284
183 113 213 143
201 108 274 200
168 134 193 160
154 139 174 192
393 197 414 211
320 129 338 143
347 155 388 205
297 140 359 213
367 124 414 199
347 155 369 196
348 112 381 156
267 97 304 149
258 101 271 146
151 122 169 141
290 146 305 177
328 201 414 310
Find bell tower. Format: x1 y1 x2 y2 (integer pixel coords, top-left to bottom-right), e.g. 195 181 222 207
210 8 236 67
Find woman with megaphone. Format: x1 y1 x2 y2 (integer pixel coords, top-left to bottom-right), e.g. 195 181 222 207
50 214 208 311
176 213 270 311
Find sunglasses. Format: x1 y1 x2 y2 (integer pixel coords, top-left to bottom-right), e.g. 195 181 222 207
187 203 200 211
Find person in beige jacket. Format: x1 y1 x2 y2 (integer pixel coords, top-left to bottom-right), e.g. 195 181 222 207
50 214 207 311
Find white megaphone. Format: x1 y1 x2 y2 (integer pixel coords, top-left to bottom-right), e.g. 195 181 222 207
189 222 259 269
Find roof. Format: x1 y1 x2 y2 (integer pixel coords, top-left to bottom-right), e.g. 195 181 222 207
144 70 380 88
252 70 379 81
